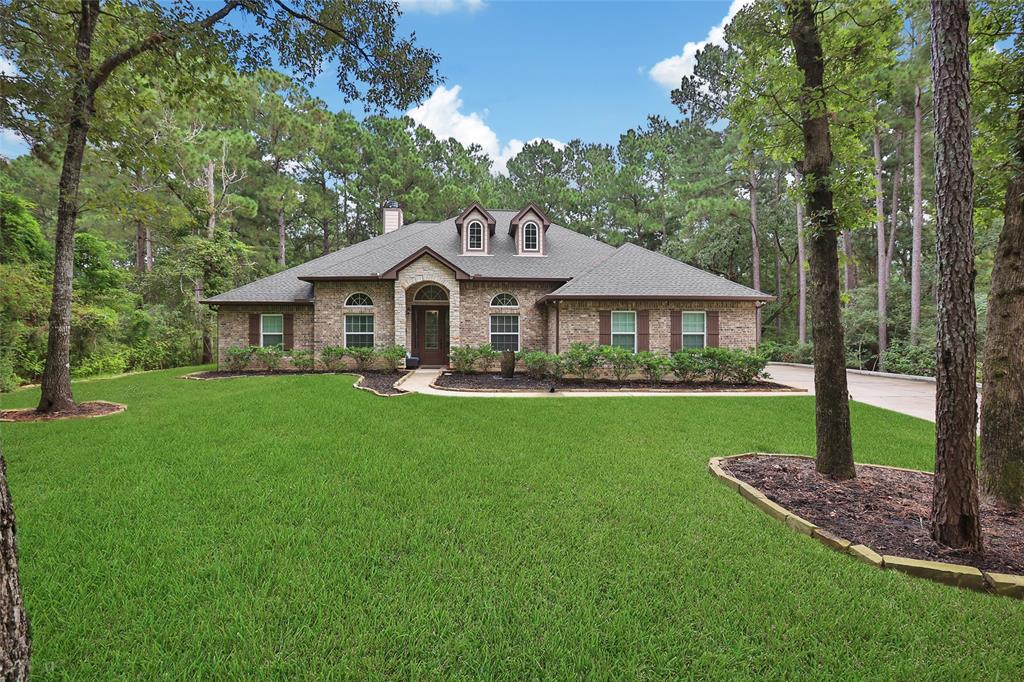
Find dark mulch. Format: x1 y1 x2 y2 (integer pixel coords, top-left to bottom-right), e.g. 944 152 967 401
353 371 410 396
723 455 1024 574
433 372 798 392
1 401 125 422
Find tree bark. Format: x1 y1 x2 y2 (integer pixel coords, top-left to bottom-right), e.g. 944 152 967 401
749 166 762 344
277 206 287 267
0 446 30 681
841 230 857 291
911 85 924 345
135 219 147 272
980 107 1024 508
873 129 888 369
774 246 783 335
144 226 152 272
788 0 855 479
796 192 807 345
37 1 102 413
886 130 903 281
929 0 982 550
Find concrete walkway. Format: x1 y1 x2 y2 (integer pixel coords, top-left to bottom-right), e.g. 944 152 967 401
766 363 940 422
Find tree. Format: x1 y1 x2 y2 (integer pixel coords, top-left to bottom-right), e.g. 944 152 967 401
0 445 30 681
794 171 807 344
787 0 855 479
928 0 982 549
1 0 440 412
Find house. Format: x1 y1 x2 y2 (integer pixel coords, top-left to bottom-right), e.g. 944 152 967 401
204 203 772 367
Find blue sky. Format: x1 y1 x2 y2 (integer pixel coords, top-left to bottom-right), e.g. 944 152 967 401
0 1 747 168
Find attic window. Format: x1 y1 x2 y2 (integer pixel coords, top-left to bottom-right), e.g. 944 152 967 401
523 222 539 251
490 293 518 307
468 221 483 250
345 292 373 306
414 284 448 301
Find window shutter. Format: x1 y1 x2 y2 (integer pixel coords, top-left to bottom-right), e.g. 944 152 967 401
636 310 650 352
283 313 294 351
706 310 721 347
598 310 611 345
248 314 260 346
670 311 682 352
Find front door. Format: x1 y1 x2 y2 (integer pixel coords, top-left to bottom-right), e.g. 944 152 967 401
414 306 449 366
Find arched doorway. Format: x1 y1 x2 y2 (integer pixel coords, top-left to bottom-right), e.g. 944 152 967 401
409 283 450 366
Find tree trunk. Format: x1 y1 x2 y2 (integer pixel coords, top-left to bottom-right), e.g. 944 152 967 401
774 246 783 335
841 230 857 291
37 2 102 413
929 0 982 550
0 446 30 681
873 129 889 369
749 166 762 344
144 226 152 272
788 0 855 479
135 219 147 272
886 130 903 281
911 85 924 345
796 194 807 345
980 107 1024 508
277 206 287 267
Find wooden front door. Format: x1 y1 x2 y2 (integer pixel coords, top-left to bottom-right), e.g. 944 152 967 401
413 306 449 366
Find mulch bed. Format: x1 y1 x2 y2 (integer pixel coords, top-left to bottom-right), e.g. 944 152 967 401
722 455 1024 574
0 401 125 422
186 369 339 379
433 372 799 392
353 371 410 396
185 369 410 396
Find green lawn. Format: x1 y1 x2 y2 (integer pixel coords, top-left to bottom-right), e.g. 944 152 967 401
2 369 1022 678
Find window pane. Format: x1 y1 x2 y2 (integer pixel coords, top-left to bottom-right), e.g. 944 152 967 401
425 310 439 349
262 315 283 334
683 334 704 349
346 293 372 306
524 223 538 250
469 222 483 249
262 334 283 348
683 312 705 333
346 334 374 348
346 315 374 333
414 285 448 301
490 315 519 351
491 335 519 352
611 333 635 351
611 311 635 333
491 293 518 307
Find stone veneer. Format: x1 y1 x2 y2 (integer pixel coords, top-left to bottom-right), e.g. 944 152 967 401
458 281 560 351
552 299 758 351
394 255 461 349
216 304 314 366
313 280 395 355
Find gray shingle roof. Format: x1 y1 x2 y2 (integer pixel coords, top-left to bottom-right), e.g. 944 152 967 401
203 210 770 303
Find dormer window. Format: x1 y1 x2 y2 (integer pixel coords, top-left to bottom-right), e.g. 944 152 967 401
523 222 539 251
468 221 483 251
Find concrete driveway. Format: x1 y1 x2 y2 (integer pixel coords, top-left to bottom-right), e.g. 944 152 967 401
767 363 948 422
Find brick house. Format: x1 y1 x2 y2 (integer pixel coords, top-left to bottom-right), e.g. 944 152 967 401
205 203 771 367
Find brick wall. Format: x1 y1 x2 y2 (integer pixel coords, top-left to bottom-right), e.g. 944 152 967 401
313 280 395 355
215 304 314 367
458 281 559 351
553 299 758 351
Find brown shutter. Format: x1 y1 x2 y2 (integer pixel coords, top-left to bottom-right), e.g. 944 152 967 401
598 310 611 345
706 310 720 347
670 311 682 352
283 313 294 351
248 314 260 346
636 310 650 352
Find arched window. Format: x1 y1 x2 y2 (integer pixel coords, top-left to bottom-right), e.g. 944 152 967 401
414 284 449 301
468 220 484 250
345 292 373 306
523 222 539 251
490 292 519 307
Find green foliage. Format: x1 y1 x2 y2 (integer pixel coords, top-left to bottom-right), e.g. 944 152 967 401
636 351 672 383
881 340 936 377
0 191 50 264
475 344 500 372
377 345 407 373
343 346 377 372
0 354 22 393
519 351 550 380
321 346 346 371
545 354 566 380
670 348 767 385
71 348 130 378
599 344 638 381
290 349 315 371
562 343 603 380
448 346 479 374
759 341 814 364
225 346 256 371
670 350 701 383
254 345 283 371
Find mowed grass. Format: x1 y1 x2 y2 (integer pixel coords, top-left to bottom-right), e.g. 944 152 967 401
2 369 1022 679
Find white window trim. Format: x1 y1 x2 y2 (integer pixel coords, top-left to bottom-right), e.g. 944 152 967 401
260 313 284 348
344 313 375 348
467 220 484 251
489 314 520 352
611 310 637 353
345 292 374 307
490 292 519 308
682 311 707 349
523 221 539 252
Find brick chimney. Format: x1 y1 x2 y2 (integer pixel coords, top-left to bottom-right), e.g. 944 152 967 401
382 200 403 234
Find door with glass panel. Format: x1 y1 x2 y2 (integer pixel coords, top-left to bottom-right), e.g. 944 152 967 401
414 307 449 366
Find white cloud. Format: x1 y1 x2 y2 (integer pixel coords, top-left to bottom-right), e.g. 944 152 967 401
407 84 563 175
648 0 752 89
0 56 15 77
400 0 484 14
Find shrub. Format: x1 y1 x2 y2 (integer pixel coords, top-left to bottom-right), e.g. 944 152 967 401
71 348 130 378
475 343 500 372
881 340 935 377
721 349 768 384
562 343 602 380
519 350 550 379
321 345 346 371
697 347 734 383
224 346 254 371
0 354 21 393
344 346 377 372
670 349 701 383
449 346 479 374
546 354 566 380
290 349 315 371
600 344 638 381
760 341 814 364
636 351 672 383
254 345 283 371
378 344 407 373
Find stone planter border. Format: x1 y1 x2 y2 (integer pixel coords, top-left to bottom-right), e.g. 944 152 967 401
346 372 412 398
0 400 127 422
709 453 1023 599
180 370 411 397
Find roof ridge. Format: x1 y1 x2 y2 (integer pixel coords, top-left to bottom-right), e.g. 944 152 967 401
304 220 439 277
